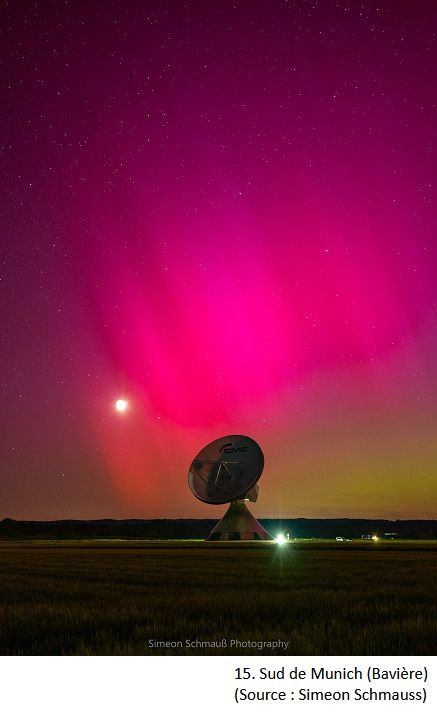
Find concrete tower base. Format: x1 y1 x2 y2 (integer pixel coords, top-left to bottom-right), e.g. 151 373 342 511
206 500 272 541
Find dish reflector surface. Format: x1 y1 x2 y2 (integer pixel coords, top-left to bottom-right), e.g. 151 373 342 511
188 435 264 504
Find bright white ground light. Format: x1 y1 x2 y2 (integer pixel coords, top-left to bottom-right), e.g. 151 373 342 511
115 398 128 412
275 534 286 545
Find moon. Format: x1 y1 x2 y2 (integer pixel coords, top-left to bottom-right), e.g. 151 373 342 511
115 398 128 412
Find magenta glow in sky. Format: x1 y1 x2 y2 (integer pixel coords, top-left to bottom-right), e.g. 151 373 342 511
1 1 436 520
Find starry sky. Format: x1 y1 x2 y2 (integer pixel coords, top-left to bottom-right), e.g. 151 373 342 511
1 0 436 521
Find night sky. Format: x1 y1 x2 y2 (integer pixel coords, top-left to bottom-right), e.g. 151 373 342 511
1 1 436 521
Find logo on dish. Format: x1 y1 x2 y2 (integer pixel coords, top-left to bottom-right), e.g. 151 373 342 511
219 443 248 454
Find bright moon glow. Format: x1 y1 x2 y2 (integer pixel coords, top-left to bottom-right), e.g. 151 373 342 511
115 399 128 412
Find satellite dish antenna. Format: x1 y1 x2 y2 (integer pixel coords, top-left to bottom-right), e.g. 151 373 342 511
188 435 272 541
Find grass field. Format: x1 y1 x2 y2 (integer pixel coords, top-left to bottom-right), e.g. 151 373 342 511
0 540 436 655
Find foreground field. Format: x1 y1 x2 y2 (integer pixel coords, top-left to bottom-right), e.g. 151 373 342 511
0 540 436 655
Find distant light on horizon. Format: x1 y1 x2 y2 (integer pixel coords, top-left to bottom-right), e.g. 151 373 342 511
275 534 287 545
